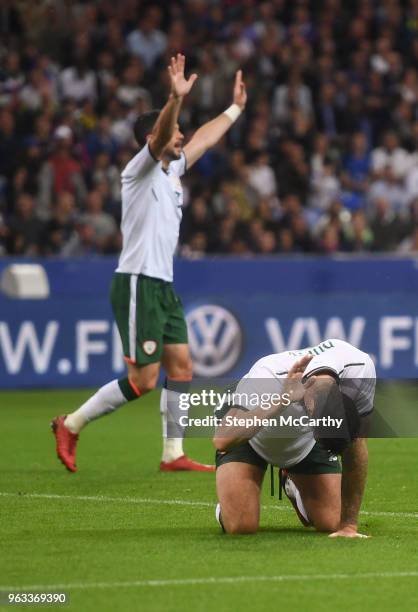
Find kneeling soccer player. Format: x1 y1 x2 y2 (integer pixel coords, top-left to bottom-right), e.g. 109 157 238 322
213 339 376 538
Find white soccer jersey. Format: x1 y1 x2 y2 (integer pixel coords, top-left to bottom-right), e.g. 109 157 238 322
116 144 186 281
234 339 376 468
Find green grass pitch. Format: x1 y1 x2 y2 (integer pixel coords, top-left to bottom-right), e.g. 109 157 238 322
0 387 417 611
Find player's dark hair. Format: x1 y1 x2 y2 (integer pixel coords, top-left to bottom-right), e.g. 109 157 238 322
133 110 161 147
312 381 361 455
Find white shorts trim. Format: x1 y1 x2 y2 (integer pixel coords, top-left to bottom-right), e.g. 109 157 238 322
128 275 138 361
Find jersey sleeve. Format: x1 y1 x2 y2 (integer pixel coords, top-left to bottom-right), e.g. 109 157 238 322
121 144 158 180
340 358 376 417
342 378 375 417
168 152 187 177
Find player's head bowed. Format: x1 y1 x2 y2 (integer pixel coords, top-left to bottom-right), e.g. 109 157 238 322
306 377 361 454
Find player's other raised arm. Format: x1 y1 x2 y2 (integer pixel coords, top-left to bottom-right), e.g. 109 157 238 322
149 54 198 160
184 70 247 169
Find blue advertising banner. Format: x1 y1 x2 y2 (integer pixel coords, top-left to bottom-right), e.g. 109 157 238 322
0 257 417 388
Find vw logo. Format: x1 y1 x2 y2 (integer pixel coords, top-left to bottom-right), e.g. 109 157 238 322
186 304 242 377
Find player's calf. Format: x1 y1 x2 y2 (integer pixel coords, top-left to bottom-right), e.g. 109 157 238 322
127 362 160 395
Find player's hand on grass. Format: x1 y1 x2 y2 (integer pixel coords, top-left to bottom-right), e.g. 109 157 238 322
233 70 247 110
168 54 198 99
282 354 315 402
329 526 370 539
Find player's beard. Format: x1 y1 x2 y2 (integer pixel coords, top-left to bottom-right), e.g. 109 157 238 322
166 144 182 161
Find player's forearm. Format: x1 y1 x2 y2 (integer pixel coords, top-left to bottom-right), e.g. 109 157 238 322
195 112 236 148
184 104 242 167
340 438 368 529
213 403 285 452
150 94 183 158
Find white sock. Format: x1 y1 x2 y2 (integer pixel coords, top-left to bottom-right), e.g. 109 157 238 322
286 477 310 524
160 386 185 462
64 380 127 434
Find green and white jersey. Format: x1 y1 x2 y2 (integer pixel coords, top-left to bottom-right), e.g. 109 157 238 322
234 339 376 468
116 144 186 281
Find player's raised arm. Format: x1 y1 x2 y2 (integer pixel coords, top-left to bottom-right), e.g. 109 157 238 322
149 54 198 160
183 70 247 169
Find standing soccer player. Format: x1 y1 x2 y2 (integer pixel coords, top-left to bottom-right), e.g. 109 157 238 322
52 54 247 473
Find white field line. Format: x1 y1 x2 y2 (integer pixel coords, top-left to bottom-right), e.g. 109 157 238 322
0 491 417 520
1 572 418 592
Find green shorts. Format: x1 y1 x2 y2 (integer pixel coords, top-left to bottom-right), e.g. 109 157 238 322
215 441 342 475
110 273 188 366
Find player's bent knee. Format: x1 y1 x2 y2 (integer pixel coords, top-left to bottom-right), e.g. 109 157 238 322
168 365 193 381
129 371 159 394
225 521 258 535
139 379 158 394
222 515 259 535
312 514 340 533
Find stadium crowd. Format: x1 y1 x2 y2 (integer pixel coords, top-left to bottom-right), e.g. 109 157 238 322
1 0 418 257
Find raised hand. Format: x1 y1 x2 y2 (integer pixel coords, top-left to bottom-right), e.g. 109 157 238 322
168 54 198 99
282 354 314 402
233 70 247 110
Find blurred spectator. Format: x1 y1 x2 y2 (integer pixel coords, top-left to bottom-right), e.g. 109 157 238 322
318 223 342 255
80 189 118 252
38 126 86 218
60 58 97 104
0 110 20 187
189 51 229 116
370 197 404 252
85 116 119 162
371 131 411 180
181 232 208 258
61 220 98 257
181 196 213 249
309 160 340 211
272 70 313 124
116 60 151 109
19 67 56 113
42 192 76 255
7 193 44 255
258 230 277 254
405 158 418 203
368 166 408 213
0 51 24 106
275 142 309 200
315 83 341 138
278 228 296 253
0 212 9 255
398 227 418 254
126 8 167 69
90 152 120 207
290 213 314 252
343 210 373 252
247 152 277 198
341 132 370 196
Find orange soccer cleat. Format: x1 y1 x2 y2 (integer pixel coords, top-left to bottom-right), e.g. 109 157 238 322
159 455 215 472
